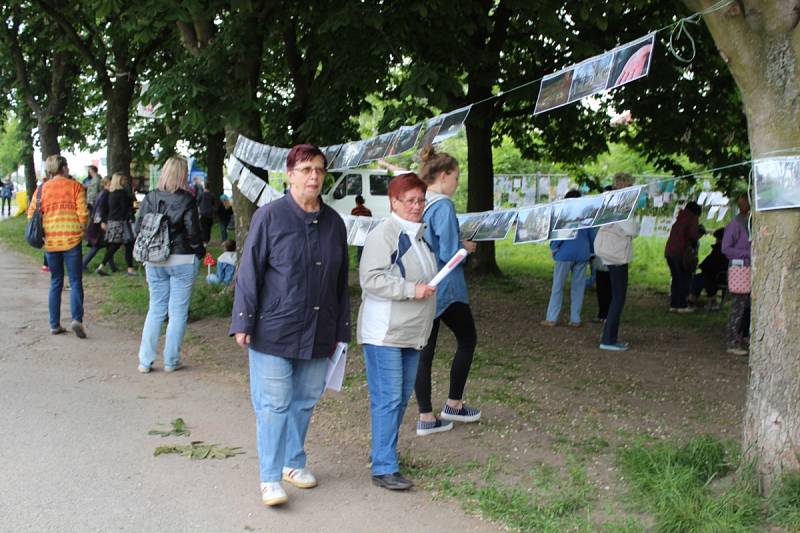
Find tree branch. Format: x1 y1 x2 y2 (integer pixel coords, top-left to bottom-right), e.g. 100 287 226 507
0 13 42 115
177 20 201 56
32 0 111 90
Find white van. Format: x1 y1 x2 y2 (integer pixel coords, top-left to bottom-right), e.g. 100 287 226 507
322 169 393 217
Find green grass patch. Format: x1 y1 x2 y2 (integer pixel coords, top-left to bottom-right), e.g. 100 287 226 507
767 473 800 529
0 215 43 261
617 435 764 532
401 453 597 532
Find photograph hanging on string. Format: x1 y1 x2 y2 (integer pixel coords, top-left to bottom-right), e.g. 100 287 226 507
514 205 552 244
387 124 423 156
321 145 342 167
639 215 657 237
361 132 397 163
569 53 613 101
257 185 282 207
348 217 374 246
550 228 577 241
226 156 244 183
552 194 606 231
472 210 518 241
331 141 366 170
268 147 289 172
417 116 444 150
753 156 800 211
458 212 489 241
237 169 266 203
593 186 642 226
433 106 471 144
607 33 655 90
535 68 575 114
254 145 273 169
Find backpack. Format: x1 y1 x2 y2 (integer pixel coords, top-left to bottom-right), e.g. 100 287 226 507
133 196 171 262
25 185 45 249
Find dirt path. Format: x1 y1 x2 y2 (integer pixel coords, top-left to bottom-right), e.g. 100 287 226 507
0 245 499 533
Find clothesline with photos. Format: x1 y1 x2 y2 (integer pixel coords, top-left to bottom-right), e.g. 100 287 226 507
227 150 800 246
226 2 735 178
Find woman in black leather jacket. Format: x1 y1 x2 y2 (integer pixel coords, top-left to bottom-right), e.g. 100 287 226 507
134 156 205 373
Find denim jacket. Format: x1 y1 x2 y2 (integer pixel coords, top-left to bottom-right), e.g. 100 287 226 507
423 192 469 318
229 195 351 359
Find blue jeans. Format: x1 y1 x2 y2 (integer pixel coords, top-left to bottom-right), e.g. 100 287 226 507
363 344 420 476
602 264 629 345
45 245 84 329
138 260 198 368
248 349 328 482
546 260 588 324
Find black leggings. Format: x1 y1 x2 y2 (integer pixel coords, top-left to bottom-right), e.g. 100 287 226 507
102 242 133 269
415 302 477 414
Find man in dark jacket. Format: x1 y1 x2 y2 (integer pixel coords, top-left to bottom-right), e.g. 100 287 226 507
197 184 216 244
664 201 701 312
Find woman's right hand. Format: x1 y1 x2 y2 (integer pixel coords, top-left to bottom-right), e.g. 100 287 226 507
415 284 436 300
461 240 477 254
101 222 107 231
235 332 251 349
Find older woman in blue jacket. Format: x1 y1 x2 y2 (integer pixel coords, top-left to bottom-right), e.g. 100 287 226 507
542 190 597 327
230 144 350 507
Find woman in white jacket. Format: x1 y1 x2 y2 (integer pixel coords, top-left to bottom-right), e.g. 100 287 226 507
358 173 438 491
593 173 640 351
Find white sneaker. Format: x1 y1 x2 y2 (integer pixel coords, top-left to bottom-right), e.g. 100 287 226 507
260 482 288 506
282 467 318 488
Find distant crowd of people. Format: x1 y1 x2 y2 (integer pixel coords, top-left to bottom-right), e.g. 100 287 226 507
541 174 752 356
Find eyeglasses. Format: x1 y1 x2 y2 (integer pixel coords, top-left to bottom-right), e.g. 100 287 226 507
394 196 426 207
291 166 327 176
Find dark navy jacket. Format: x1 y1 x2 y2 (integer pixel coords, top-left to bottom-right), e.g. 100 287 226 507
228 194 351 359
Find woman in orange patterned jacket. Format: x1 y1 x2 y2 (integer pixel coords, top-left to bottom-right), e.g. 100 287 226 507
28 155 89 338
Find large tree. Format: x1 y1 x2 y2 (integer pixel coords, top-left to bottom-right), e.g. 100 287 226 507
0 2 81 158
681 0 800 492
34 0 175 176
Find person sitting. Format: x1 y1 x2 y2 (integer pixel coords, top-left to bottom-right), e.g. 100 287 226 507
207 240 237 285
688 228 727 310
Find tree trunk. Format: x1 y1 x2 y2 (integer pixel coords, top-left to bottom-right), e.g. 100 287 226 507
18 110 38 196
689 0 800 493
741 85 800 493
37 116 61 158
205 130 225 198
105 77 135 177
465 113 501 276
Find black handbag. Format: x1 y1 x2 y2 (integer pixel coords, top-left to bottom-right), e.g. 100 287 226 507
25 185 44 249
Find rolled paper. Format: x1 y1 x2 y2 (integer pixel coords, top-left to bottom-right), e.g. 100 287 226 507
429 248 468 287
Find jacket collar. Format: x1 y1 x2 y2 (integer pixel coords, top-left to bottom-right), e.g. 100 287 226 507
282 193 324 225
390 212 425 239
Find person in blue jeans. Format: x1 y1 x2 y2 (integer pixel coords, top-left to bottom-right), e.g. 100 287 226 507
542 190 596 328
358 173 437 491
135 156 205 373
229 144 351 507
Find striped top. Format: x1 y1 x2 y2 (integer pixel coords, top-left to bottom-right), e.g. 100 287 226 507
27 176 89 252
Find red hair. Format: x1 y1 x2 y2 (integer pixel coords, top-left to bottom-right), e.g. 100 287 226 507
286 144 326 172
388 172 427 200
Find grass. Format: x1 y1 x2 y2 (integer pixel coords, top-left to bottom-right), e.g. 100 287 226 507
401 453 598 532
616 436 766 532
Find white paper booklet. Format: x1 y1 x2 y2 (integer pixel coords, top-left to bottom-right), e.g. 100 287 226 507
325 342 348 392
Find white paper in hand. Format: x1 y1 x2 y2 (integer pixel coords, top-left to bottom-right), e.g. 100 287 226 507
429 249 468 288
325 342 348 392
